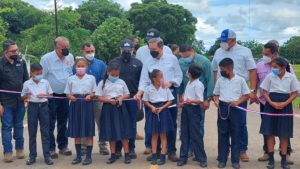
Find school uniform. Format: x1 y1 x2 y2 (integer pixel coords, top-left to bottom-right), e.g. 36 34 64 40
22 79 53 159
260 72 300 138
142 84 174 135
64 74 97 138
179 79 207 163
213 75 250 165
96 79 133 141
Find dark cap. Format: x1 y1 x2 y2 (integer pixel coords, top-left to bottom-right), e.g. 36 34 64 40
120 39 133 49
145 28 160 41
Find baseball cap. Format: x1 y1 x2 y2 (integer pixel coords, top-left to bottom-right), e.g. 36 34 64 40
120 39 133 49
145 28 160 41
217 29 236 41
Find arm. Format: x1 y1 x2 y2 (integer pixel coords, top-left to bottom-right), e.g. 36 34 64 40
213 71 218 84
171 58 183 87
230 94 250 107
213 95 220 107
22 60 29 82
249 69 259 104
98 96 117 105
67 94 77 102
0 103 3 117
144 101 158 114
157 100 173 114
204 60 215 98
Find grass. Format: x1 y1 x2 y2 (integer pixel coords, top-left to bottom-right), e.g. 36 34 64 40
292 65 300 109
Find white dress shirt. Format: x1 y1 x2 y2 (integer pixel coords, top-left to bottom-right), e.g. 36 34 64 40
260 72 300 94
142 84 174 103
136 45 172 65
22 79 53 103
214 75 250 102
212 44 256 81
183 79 205 102
138 54 183 92
64 74 97 95
96 79 130 99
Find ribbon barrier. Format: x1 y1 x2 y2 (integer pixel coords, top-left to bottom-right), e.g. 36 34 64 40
235 106 300 118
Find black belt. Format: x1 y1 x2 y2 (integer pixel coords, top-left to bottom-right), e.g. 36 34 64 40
29 102 48 107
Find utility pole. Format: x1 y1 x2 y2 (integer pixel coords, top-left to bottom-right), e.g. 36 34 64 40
54 0 58 37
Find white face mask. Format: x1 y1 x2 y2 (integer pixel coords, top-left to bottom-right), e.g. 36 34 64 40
220 42 229 51
85 53 95 61
262 55 272 64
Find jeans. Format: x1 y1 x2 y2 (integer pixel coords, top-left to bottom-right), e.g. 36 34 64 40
1 104 25 153
48 94 69 151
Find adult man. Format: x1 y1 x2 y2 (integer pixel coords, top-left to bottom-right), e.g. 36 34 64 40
136 28 172 65
0 40 29 162
256 41 293 164
40 36 74 158
81 42 108 155
212 29 258 162
130 36 140 55
135 37 183 161
110 39 143 159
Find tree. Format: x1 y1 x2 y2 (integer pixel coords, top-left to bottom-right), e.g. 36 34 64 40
237 40 263 60
77 0 125 31
280 36 300 63
0 17 8 54
206 40 220 58
127 1 197 45
92 17 134 62
192 40 205 55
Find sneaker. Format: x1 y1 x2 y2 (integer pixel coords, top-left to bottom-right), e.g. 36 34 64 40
16 149 25 159
4 153 13 163
26 157 36 165
144 148 151 155
72 157 82 165
168 152 178 162
129 149 137 159
44 157 54 165
258 153 269 161
59 148 72 156
50 150 58 159
99 142 109 155
240 152 249 162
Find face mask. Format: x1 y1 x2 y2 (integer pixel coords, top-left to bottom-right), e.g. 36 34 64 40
220 42 229 51
76 68 86 76
10 54 19 60
108 75 119 83
262 55 272 64
150 51 159 58
183 56 193 64
121 50 132 62
62 48 69 56
85 53 95 61
33 75 43 81
272 68 281 76
220 71 230 78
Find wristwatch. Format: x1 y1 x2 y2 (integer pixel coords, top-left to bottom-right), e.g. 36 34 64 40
250 89 256 94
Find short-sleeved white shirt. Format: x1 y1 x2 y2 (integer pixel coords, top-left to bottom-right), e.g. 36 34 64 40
136 45 172 65
184 79 204 102
212 44 256 81
213 75 250 102
22 79 53 103
142 84 174 103
64 74 97 95
260 72 300 94
96 79 130 99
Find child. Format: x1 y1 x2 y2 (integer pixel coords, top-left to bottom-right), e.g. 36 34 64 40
95 63 133 164
22 63 54 165
260 57 299 169
143 69 174 165
213 58 250 169
177 64 207 168
64 58 97 165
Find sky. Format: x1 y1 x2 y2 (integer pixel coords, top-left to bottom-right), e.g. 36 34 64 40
22 0 300 48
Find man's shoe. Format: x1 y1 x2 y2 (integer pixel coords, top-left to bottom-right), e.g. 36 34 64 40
144 148 151 155
26 157 36 165
232 163 240 169
4 153 13 163
258 153 269 161
200 161 208 168
99 142 109 155
218 162 226 168
45 157 54 165
50 150 58 159
82 158 92 165
72 157 82 165
136 133 144 140
59 148 72 156
16 149 25 159
177 160 187 166
240 152 249 162
286 155 294 165
129 149 137 159
168 152 178 162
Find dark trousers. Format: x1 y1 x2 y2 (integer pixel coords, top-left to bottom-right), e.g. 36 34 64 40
116 100 137 151
179 105 207 162
48 93 69 151
260 103 292 155
28 102 50 158
218 101 241 164
167 87 178 154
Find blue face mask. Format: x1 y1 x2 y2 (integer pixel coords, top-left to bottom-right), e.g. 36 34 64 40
33 75 43 81
108 76 119 83
183 56 193 64
272 68 281 76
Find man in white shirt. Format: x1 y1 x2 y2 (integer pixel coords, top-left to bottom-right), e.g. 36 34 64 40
212 29 258 162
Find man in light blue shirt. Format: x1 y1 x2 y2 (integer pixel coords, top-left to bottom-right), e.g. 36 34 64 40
40 36 74 158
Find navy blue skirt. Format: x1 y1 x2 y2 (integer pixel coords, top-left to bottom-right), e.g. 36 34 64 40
67 95 95 138
99 102 134 141
145 102 174 134
260 93 293 138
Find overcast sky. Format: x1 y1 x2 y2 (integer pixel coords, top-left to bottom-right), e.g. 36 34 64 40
23 0 300 48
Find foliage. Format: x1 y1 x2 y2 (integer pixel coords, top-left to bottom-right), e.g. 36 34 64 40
192 40 205 55
206 40 220 58
280 36 300 63
237 40 263 60
91 17 134 62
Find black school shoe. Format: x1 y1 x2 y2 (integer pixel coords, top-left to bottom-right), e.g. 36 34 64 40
72 157 82 165
177 160 187 166
115 151 122 159
26 157 36 165
157 154 166 165
107 154 117 164
129 149 137 159
82 158 92 165
45 157 54 165
124 153 131 164
218 162 226 168
232 163 240 169
200 161 208 168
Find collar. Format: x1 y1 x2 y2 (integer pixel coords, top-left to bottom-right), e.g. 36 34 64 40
28 78 45 85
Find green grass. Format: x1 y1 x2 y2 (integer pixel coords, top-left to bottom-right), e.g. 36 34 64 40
292 65 300 109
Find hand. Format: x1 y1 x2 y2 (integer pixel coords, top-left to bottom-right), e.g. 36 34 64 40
134 92 142 100
157 107 164 114
0 104 4 117
203 100 210 110
178 102 184 108
69 95 77 102
272 102 287 110
85 95 92 101
23 94 31 100
213 98 219 107
110 99 117 106
118 97 123 106
229 101 240 107
150 106 157 114
249 93 259 104
37 93 48 98
185 98 193 105
163 82 173 88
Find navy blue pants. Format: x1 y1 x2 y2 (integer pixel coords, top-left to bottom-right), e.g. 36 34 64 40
116 100 138 151
218 101 241 164
48 93 69 151
28 102 50 158
179 105 207 163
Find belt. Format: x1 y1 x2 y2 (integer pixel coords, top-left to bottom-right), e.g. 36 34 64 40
29 102 48 107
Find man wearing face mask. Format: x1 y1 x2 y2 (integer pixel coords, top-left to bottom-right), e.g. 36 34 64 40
256 41 294 164
0 40 29 162
135 37 183 162
110 39 143 159
40 36 74 158
212 29 258 162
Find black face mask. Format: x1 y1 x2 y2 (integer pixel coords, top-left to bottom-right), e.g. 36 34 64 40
62 48 69 56
10 54 19 61
150 51 159 58
134 44 140 51
220 71 230 78
121 50 132 62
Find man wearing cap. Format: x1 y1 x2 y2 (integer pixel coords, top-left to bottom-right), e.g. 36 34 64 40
212 29 258 162
136 28 173 65
110 39 143 160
